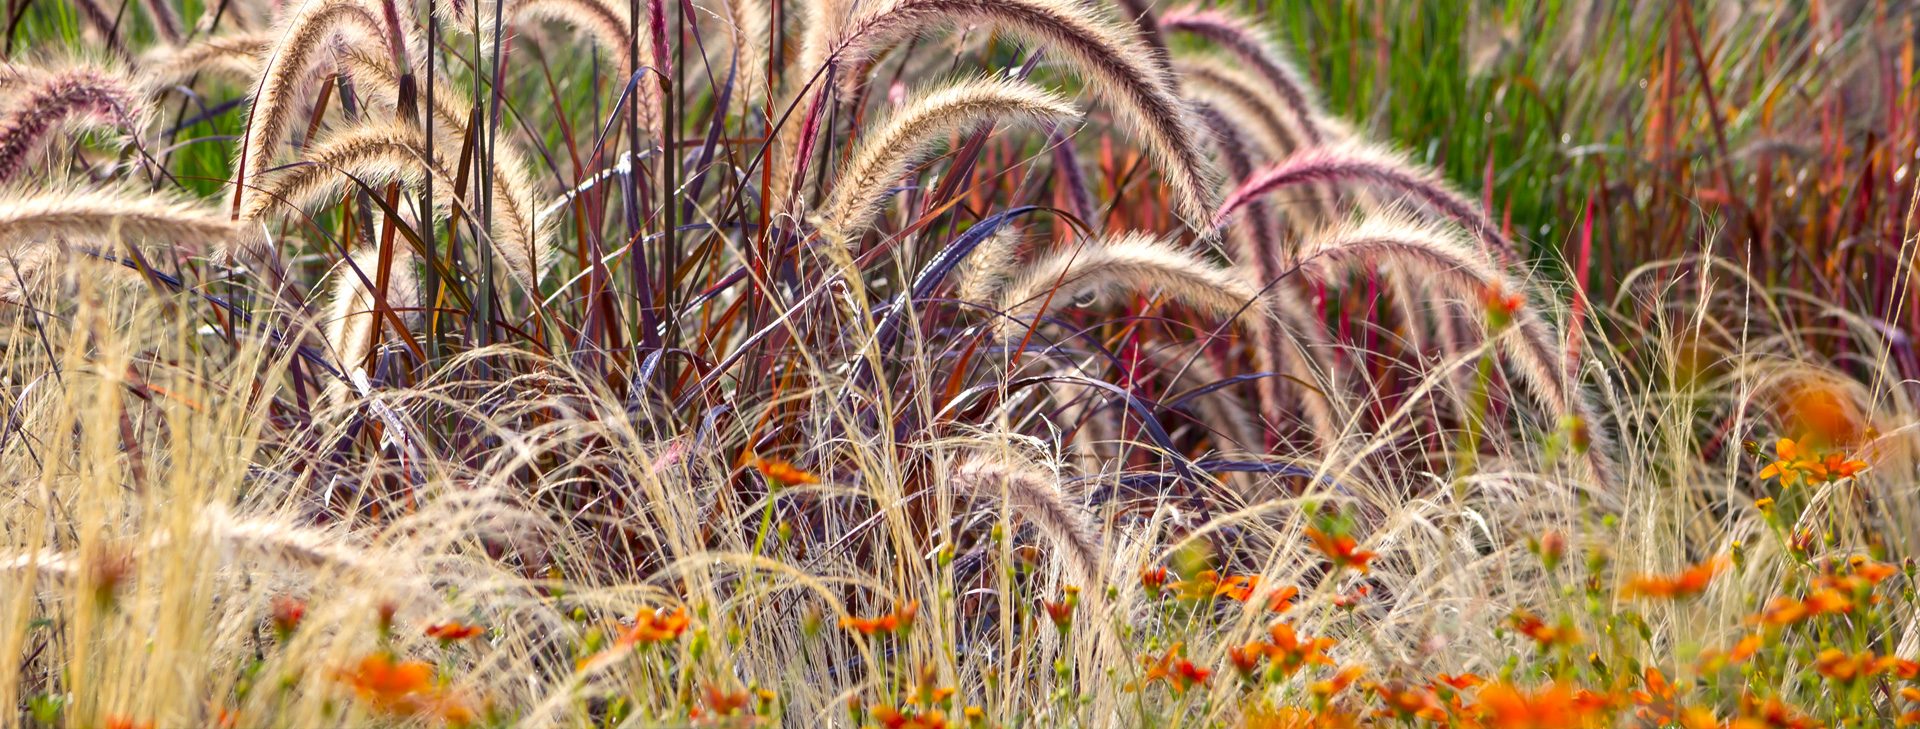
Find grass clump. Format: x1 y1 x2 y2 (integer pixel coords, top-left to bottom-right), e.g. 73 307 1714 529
0 1 1916 728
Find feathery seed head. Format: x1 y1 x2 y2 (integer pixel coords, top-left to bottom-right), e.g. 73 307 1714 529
1288 214 1613 481
1216 140 1521 268
819 77 1078 243
232 0 406 213
0 183 236 301
1160 5 1326 147
0 63 149 183
139 33 272 90
995 231 1265 340
819 0 1220 228
241 119 547 293
322 245 420 396
953 226 1023 306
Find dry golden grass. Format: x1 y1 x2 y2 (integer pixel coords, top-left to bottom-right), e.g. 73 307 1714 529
0 1 1916 728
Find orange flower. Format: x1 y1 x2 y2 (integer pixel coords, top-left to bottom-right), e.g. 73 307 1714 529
1819 451 1869 482
1041 586 1078 631
703 683 752 716
1674 706 1724 729
1262 585 1301 613
1309 664 1365 698
337 653 475 725
1305 528 1376 573
1848 555 1899 585
1803 587 1855 616
841 601 918 636
1264 622 1337 674
1215 573 1259 601
1140 566 1169 595
620 606 691 645
1196 573 1301 612
1757 438 1825 487
1753 596 1809 627
104 717 155 729
1228 644 1274 679
1814 649 1877 682
1636 667 1671 701
1141 643 1210 692
1166 570 1284 608
1632 667 1678 724
1372 682 1447 722
1751 584 1855 628
1472 682 1613 729
425 622 485 642
1434 673 1485 691
1885 657 1920 680
1244 702 1357 729
1173 658 1213 689
1510 610 1580 649
1624 557 1725 599
870 705 947 729
1811 573 1875 597
271 595 306 636
1226 640 1266 677
840 615 891 634
1483 283 1525 329
342 653 432 699
1812 649 1919 683
1739 695 1820 729
1170 570 1224 602
1699 633 1764 672
1812 648 1873 682
911 665 956 707
1781 381 1865 445
1203 573 1300 613
751 456 820 486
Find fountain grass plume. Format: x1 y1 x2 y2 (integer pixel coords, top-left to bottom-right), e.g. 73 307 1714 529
1178 57 1338 231
230 0 399 217
0 183 235 245
237 121 446 223
1176 56 1304 159
1192 102 1340 451
711 0 770 113
0 63 148 183
337 43 475 136
443 0 658 137
0 183 237 301
1216 140 1523 268
241 119 548 294
819 0 1220 228
951 454 1104 589
818 77 1077 243
323 244 421 387
1159 5 1326 147
1289 215 1613 481
140 33 272 89
141 0 186 46
953 225 1021 307
995 231 1264 340
68 0 130 58
1107 0 1166 59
